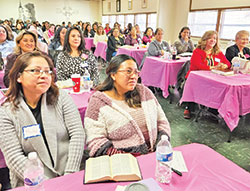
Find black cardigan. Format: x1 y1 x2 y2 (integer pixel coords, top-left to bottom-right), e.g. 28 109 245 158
225 44 250 63
106 36 125 62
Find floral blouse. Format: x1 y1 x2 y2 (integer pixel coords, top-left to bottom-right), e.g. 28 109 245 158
56 51 100 87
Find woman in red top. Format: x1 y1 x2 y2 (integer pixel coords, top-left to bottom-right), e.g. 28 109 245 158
184 30 231 118
186 30 230 78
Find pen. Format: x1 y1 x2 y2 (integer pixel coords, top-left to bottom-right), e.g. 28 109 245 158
171 167 182 176
161 163 183 176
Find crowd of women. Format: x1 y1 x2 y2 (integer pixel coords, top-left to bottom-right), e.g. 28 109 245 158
0 18 249 190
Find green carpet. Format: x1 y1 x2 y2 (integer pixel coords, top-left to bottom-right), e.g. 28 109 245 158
99 63 250 172
158 95 250 172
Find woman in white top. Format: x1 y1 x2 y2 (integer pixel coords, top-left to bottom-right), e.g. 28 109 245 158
93 26 107 46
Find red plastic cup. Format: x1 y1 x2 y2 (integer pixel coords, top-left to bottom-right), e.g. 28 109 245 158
71 74 81 92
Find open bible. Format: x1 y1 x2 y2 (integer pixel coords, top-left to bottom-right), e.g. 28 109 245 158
211 68 234 76
84 153 142 184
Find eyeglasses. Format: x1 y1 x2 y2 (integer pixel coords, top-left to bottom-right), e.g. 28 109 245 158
117 69 140 76
24 69 53 76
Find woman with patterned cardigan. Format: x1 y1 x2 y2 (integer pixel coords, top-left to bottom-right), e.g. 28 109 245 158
84 54 171 157
56 27 99 87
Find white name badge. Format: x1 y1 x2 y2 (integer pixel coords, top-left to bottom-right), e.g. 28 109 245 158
80 63 88 68
22 124 41 139
215 58 220 62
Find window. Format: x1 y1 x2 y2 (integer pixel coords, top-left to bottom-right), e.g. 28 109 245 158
135 14 147 33
125 15 134 28
220 9 250 40
188 11 218 37
148 13 157 32
109 15 116 28
102 13 156 31
102 16 109 26
117 15 125 30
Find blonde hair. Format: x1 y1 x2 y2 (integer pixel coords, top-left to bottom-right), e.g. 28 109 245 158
197 30 220 55
14 30 39 54
235 30 249 40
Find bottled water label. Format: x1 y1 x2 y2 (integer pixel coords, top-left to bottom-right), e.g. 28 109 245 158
156 152 173 162
24 175 43 186
83 76 90 81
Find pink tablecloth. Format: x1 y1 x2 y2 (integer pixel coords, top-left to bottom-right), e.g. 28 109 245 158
140 56 189 98
11 143 250 191
180 71 250 131
0 70 5 88
94 41 107 61
85 38 95 50
68 90 93 125
117 46 147 66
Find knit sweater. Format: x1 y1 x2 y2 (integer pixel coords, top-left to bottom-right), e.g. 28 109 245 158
0 90 85 188
84 84 171 157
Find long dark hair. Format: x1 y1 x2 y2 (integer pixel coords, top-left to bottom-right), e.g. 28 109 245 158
96 54 141 108
178 26 191 40
0 24 12 41
144 27 153 37
63 26 88 54
51 26 66 44
84 24 91 37
5 51 59 109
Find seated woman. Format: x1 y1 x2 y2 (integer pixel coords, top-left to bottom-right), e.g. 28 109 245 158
84 23 95 38
4 30 40 87
123 23 133 36
225 30 250 64
48 26 67 64
0 51 85 188
56 27 99 86
91 22 98 35
49 26 67 51
85 54 171 157
93 25 107 47
174 26 194 54
184 30 231 119
142 27 154 45
140 28 170 69
0 24 15 59
125 27 141 46
106 28 125 62
43 24 55 45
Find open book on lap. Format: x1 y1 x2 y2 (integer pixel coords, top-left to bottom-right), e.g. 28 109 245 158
84 153 142 184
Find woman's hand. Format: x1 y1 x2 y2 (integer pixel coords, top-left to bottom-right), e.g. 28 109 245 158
161 50 164 56
215 63 229 70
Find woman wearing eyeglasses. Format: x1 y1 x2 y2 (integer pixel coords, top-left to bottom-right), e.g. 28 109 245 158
84 54 171 157
0 51 85 188
225 30 250 64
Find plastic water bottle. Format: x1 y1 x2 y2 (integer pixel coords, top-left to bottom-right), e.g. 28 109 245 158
155 135 173 184
138 38 142 46
172 46 177 60
24 152 44 191
83 69 91 91
233 62 240 74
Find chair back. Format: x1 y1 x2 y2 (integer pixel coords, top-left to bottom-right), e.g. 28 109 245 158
176 60 190 96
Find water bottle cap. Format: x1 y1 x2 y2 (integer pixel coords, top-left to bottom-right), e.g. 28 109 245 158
28 152 37 160
161 135 168 141
125 183 150 191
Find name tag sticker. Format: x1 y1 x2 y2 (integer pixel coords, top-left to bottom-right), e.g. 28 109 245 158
22 124 41 139
80 63 88 68
215 58 220 62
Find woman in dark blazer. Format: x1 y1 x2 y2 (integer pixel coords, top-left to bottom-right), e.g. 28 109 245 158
106 28 125 62
225 30 250 64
